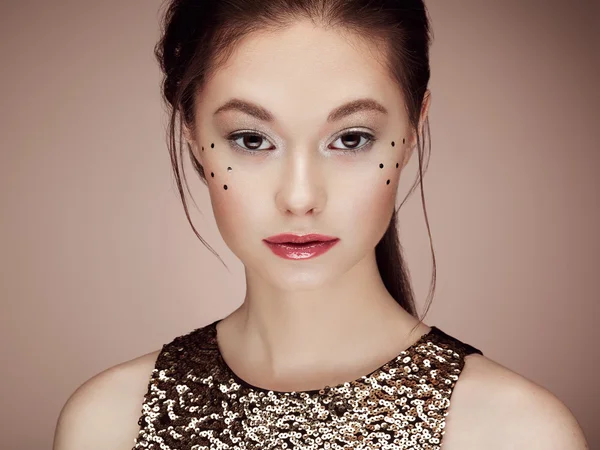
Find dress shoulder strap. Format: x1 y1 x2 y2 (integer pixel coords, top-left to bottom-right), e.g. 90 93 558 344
429 326 484 357
133 321 221 441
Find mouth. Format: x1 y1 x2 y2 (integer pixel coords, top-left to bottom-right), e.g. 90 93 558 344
263 234 340 260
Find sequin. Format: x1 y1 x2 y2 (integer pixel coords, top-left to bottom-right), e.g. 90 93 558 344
132 321 482 449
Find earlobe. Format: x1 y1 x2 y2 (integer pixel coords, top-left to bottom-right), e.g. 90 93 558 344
182 122 195 142
186 139 197 156
182 123 201 161
400 144 415 170
186 140 206 171
418 90 431 138
182 125 198 153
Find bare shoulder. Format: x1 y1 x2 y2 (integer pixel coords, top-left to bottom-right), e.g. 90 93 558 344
441 353 589 450
52 349 161 450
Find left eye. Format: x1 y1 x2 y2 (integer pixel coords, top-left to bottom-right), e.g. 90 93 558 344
329 132 375 151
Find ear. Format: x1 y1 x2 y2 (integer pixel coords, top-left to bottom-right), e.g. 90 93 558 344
182 124 201 163
418 90 431 139
407 89 431 149
400 90 431 170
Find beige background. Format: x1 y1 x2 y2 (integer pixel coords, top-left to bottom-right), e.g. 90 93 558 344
1 1 598 449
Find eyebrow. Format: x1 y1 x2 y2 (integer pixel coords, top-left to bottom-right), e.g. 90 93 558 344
213 97 388 123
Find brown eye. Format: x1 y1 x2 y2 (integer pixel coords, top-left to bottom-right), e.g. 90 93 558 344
328 131 375 152
340 133 361 148
242 135 263 150
228 132 274 153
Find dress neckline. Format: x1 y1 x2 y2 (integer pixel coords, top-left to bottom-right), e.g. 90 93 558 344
209 319 439 396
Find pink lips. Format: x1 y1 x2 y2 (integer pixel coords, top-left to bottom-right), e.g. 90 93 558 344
263 233 340 260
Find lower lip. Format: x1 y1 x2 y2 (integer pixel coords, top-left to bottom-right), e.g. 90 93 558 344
263 239 340 260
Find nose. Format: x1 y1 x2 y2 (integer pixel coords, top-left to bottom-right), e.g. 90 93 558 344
274 149 326 217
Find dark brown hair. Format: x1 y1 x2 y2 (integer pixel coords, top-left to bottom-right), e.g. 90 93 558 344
154 0 435 327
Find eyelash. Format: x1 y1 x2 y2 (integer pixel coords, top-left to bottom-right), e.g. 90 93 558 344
226 128 377 156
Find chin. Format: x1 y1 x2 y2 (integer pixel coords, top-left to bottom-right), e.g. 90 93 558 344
252 262 339 291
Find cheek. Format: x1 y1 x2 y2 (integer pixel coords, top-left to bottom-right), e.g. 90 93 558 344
209 186 237 234
339 166 398 240
362 181 395 218
207 175 249 245
331 143 407 247
205 166 268 253
197 143 245 244
335 144 404 208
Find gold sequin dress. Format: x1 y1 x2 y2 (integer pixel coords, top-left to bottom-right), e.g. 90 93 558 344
132 320 483 449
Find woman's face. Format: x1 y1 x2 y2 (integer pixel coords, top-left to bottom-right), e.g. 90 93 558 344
189 20 426 290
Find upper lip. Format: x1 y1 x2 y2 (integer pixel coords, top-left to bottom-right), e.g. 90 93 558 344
264 233 339 244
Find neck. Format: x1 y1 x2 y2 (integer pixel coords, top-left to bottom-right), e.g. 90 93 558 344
221 251 425 386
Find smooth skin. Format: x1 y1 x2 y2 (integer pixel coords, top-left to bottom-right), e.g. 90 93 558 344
53 20 588 450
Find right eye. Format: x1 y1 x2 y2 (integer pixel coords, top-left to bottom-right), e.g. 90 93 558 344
228 131 275 154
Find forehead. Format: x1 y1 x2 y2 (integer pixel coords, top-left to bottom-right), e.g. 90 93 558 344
200 21 405 124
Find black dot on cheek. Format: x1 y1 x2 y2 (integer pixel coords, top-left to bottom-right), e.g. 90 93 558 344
396 163 399 168
211 172 214 177
227 167 232 172
386 179 390 185
211 143 214 148
402 138 405 144
223 185 228 190
202 146 204 151
379 163 384 168
391 141 395 147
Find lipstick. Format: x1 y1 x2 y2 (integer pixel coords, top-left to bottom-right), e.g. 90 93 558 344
263 233 340 260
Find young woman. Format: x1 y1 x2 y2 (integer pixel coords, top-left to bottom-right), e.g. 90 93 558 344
53 1 589 449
